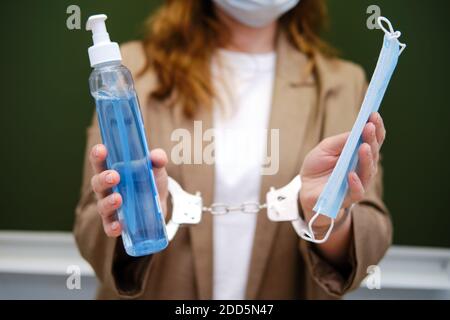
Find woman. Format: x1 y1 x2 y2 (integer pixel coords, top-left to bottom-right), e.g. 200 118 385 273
75 0 391 299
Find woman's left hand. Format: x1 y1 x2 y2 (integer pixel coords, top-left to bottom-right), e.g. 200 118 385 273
299 112 386 226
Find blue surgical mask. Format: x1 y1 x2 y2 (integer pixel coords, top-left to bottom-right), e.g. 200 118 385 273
301 17 406 244
213 0 300 28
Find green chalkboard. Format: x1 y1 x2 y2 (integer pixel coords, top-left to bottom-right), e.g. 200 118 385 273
1 0 449 248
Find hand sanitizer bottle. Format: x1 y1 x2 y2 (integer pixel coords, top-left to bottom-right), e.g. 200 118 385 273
86 14 168 256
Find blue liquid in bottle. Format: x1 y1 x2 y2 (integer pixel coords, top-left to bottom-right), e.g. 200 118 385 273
89 61 168 257
86 14 168 256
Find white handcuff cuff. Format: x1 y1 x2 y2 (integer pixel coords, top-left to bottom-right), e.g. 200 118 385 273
165 176 345 244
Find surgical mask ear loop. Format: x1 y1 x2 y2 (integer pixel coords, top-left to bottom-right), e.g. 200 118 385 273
377 16 406 55
299 212 334 244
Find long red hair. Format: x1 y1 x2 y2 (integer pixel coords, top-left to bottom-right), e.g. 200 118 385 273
141 0 333 116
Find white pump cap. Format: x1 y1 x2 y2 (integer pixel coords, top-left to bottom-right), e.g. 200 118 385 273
86 14 122 67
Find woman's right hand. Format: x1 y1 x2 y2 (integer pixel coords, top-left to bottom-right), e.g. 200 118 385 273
89 144 169 238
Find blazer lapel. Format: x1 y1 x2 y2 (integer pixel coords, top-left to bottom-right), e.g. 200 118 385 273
245 33 317 299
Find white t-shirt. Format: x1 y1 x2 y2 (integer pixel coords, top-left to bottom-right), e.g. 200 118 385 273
211 49 276 300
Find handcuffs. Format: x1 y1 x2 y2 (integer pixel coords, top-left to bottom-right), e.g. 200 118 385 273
164 175 349 243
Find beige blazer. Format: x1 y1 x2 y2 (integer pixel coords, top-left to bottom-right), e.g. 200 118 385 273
74 33 392 300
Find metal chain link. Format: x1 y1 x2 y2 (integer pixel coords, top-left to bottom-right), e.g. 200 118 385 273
203 202 268 215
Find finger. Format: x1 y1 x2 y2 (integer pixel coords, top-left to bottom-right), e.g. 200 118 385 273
369 112 386 146
347 172 365 203
97 192 122 218
362 122 380 163
90 144 108 174
357 143 374 188
91 170 120 197
102 215 122 238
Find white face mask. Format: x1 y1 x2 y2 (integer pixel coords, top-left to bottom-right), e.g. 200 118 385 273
213 0 300 28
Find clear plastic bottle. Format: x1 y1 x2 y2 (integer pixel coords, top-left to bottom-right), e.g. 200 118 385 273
86 15 168 256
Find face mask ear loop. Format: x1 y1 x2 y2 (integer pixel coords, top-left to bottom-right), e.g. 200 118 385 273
377 16 407 56
298 212 334 244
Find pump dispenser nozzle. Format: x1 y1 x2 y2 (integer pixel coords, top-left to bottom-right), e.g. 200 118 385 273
86 14 122 67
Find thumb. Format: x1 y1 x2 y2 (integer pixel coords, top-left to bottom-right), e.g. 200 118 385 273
151 148 168 169
319 132 350 156
150 148 169 218
150 148 168 189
